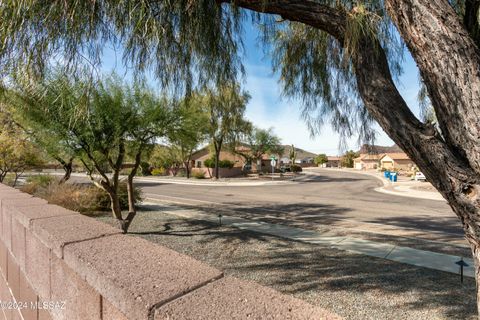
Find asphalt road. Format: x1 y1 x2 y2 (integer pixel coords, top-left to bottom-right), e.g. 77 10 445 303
139 169 466 246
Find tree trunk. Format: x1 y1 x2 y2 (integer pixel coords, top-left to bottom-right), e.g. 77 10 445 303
108 190 123 221
185 161 191 179
122 150 142 234
122 176 137 234
214 142 222 180
12 171 22 187
385 0 480 176
226 0 480 311
59 158 73 184
214 152 220 179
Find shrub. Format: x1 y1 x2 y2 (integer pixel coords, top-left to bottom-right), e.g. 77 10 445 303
204 158 234 169
151 167 166 176
219 160 234 168
192 171 206 179
21 180 142 214
204 158 215 168
291 165 303 172
2 173 16 187
21 175 57 193
176 169 186 177
140 162 151 176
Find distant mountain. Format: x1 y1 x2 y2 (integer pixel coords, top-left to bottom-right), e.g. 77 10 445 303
279 145 317 159
357 144 403 154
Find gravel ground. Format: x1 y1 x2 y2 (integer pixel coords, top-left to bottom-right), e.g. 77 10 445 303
141 202 471 257
95 207 477 320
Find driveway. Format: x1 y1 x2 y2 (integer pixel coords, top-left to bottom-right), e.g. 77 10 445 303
140 168 466 248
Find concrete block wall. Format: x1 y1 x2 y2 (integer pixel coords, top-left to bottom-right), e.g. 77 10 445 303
0 183 339 320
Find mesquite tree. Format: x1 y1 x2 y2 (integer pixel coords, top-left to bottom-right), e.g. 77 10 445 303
3 90 78 184
2 0 480 312
9 73 173 233
234 127 283 172
204 84 251 179
167 95 209 179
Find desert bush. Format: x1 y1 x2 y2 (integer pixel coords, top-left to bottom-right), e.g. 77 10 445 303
140 162 151 176
151 167 166 176
204 158 234 168
21 175 57 194
219 160 234 168
291 165 303 172
192 171 206 179
204 158 215 168
21 180 142 214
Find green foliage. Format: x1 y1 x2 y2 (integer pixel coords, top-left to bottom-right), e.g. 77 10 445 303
166 94 209 176
0 0 243 90
203 157 234 169
235 127 283 165
314 154 329 165
289 144 297 164
0 0 475 149
204 158 215 168
6 71 173 218
219 160 235 169
151 168 166 176
140 162 151 176
341 150 359 168
26 174 56 188
149 146 175 170
0 105 44 184
204 83 251 149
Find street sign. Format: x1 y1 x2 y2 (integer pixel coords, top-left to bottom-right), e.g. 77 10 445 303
270 159 277 167
270 155 276 160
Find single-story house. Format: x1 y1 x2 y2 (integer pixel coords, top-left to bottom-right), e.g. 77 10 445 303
353 154 383 170
324 156 341 168
379 153 415 171
191 147 244 169
296 157 315 164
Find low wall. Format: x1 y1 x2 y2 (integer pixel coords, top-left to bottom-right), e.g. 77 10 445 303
0 184 338 320
191 167 243 178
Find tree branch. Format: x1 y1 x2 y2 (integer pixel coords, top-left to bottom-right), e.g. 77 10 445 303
385 0 480 176
222 0 346 41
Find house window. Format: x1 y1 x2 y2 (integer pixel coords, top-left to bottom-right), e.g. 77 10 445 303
197 161 202 168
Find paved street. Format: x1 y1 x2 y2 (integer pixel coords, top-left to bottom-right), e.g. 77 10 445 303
139 169 467 248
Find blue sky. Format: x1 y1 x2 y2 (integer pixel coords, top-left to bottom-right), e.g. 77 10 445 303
102 20 423 156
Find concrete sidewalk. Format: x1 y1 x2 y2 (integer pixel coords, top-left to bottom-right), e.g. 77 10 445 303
376 183 445 201
145 200 475 278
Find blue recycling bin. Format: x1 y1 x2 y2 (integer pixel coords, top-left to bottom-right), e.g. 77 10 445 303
384 171 390 178
390 172 397 182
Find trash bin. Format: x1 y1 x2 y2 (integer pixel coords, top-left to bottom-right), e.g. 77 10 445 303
384 171 390 178
390 172 397 182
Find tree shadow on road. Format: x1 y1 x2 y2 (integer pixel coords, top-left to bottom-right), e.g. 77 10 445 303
189 202 352 230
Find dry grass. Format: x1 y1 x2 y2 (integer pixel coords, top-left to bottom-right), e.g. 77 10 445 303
21 176 142 214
